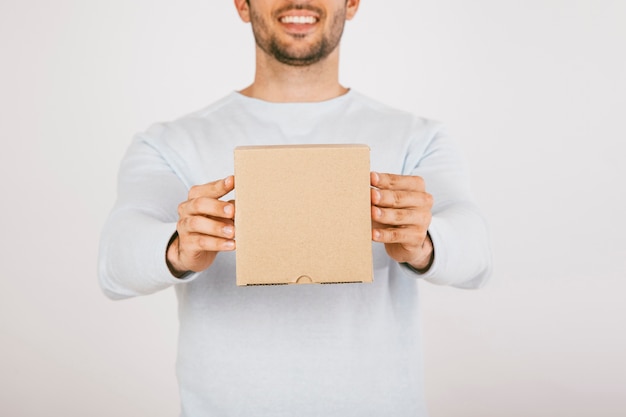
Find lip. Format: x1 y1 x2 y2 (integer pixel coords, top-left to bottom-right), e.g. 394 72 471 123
276 4 321 19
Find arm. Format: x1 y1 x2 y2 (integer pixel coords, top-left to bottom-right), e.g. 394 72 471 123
371 126 492 289
98 134 235 299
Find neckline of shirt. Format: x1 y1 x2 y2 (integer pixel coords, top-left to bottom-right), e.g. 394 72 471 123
230 89 355 108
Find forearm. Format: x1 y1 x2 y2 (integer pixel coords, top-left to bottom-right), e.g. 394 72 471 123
410 202 492 288
98 211 190 300
98 132 201 299
396 123 492 287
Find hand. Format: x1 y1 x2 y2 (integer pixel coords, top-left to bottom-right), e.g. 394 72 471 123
370 172 434 271
166 176 236 277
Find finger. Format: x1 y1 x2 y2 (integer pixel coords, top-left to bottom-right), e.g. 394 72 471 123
372 226 425 246
371 172 425 192
179 196 235 219
188 175 235 200
178 215 235 240
371 188 433 210
182 233 236 252
372 206 431 227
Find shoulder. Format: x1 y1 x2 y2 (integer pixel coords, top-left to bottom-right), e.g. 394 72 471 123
348 91 443 134
347 91 446 145
137 93 240 147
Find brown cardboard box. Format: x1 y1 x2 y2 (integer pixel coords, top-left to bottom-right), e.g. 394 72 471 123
234 144 373 286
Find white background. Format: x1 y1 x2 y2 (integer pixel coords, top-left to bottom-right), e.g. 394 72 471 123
1 1 625 416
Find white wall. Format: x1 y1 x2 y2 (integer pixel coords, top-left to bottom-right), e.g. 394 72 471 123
1 1 624 416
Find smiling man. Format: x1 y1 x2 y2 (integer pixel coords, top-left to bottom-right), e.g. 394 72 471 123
99 1 492 416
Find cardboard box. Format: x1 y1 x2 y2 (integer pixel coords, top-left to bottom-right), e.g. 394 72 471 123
234 144 373 286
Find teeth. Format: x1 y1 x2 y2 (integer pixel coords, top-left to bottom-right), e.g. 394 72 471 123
281 15 317 24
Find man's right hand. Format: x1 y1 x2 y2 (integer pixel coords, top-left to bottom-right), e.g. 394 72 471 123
166 176 236 278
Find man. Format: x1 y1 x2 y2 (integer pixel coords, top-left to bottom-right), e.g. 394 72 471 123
99 0 492 415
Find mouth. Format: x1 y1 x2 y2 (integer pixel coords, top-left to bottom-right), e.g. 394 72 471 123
276 6 322 33
279 15 319 25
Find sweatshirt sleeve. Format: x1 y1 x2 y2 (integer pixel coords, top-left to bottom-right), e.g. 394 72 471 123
98 132 199 300
400 122 493 289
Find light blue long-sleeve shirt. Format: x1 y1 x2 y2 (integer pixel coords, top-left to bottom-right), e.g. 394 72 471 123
99 91 492 416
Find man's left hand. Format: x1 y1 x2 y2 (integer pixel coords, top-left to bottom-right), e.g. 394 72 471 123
370 172 434 271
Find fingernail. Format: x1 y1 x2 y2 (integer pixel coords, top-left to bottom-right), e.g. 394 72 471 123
371 172 379 184
374 207 382 218
224 240 235 250
224 204 234 216
223 225 234 237
224 176 233 187
373 230 381 240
